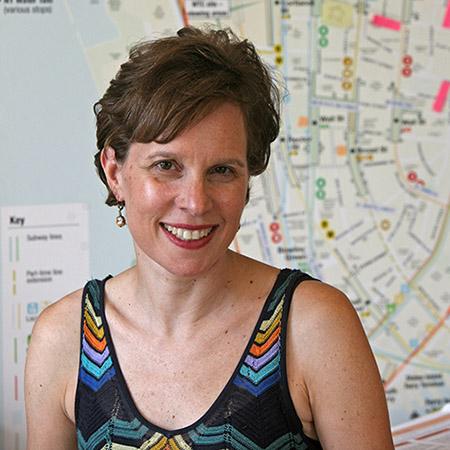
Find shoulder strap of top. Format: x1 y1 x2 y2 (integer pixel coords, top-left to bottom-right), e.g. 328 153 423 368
277 270 321 439
75 277 113 423
236 269 317 397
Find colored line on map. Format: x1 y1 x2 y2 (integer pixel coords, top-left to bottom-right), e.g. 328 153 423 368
14 338 18 364
384 306 450 388
14 375 18 401
12 269 17 296
432 81 450 113
443 1 450 28
371 15 401 31
177 0 190 26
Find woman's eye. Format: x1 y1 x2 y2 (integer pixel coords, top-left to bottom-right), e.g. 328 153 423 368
211 166 233 175
155 160 175 171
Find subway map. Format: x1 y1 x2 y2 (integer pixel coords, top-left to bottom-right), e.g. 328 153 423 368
2 0 450 435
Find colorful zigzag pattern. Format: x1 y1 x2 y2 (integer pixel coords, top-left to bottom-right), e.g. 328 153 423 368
75 270 320 449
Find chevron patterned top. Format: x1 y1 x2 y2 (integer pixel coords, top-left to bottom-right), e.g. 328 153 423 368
75 269 323 450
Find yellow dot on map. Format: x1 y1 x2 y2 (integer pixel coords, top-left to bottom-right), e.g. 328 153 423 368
298 116 309 127
343 69 353 78
361 311 371 318
380 219 390 230
326 230 335 239
275 55 283 65
343 56 353 66
342 81 352 90
321 220 329 228
274 44 282 53
336 145 347 156
394 293 404 304
426 324 434 332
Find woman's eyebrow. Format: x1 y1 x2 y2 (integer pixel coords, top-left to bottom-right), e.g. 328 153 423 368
214 158 246 167
142 152 246 167
141 150 178 161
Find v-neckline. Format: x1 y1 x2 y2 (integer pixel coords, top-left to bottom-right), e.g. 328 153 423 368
98 268 289 437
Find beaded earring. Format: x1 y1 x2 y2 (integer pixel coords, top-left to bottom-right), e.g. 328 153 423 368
115 202 126 228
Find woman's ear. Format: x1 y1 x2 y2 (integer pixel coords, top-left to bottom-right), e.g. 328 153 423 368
101 147 124 202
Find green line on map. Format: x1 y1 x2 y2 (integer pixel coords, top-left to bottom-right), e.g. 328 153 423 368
16 236 19 261
9 236 13 262
14 338 18 364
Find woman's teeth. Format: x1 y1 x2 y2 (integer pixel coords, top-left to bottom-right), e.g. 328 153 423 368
163 224 213 241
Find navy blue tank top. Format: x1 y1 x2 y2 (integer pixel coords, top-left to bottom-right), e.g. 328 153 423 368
75 269 323 449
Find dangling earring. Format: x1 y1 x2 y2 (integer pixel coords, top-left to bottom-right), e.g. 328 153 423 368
115 202 126 228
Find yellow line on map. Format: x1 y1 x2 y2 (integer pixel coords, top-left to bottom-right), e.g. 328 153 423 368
389 323 415 354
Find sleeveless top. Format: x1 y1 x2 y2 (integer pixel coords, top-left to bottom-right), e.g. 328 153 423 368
75 269 323 450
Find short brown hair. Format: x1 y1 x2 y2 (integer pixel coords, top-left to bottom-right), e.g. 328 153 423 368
94 26 281 206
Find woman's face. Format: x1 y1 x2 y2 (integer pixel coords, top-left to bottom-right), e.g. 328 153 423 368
105 102 249 277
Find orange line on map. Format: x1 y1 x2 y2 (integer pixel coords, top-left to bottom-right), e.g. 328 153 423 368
177 0 190 26
392 412 450 436
384 306 450 388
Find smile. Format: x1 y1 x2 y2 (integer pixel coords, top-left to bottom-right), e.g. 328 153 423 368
161 224 214 241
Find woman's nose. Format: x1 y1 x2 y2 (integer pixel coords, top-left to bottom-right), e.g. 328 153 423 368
175 176 213 216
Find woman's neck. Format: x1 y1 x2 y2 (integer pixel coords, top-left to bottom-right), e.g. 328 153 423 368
116 249 244 338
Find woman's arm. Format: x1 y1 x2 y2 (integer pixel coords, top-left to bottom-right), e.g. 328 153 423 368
288 281 394 450
25 291 81 450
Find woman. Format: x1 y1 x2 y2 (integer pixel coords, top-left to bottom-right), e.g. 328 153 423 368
25 27 394 449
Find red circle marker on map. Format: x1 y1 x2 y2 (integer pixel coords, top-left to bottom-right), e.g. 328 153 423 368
403 55 412 65
407 171 417 182
271 233 282 243
270 222 280 231
402 67 412 77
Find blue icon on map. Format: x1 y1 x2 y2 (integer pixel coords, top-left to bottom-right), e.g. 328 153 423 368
27 302 39 315
401 284 410 294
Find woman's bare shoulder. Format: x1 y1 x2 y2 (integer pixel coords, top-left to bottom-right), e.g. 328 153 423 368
289 280 360 334
32 287 84 343
25 287 86 448
36 289 83 328
287 279 394 449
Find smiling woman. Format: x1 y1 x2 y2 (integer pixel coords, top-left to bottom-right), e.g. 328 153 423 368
24 27 394 450
102 102 249 276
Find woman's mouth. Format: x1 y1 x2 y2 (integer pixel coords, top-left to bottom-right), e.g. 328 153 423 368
161 223 215 241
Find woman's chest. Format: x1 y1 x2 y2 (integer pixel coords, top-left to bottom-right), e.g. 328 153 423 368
117 323 254 430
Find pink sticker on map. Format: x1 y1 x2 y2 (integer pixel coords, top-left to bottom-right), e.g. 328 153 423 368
371 15 401 31
433 81 450 113
443 1 450 28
